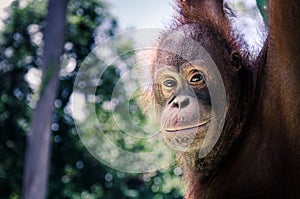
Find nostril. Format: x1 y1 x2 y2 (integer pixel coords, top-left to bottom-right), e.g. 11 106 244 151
169 96 189 109
168 95 176 105
180 97 189 108
168 95 179 108
171 101 179 108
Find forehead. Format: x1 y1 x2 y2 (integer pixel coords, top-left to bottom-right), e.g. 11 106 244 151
155 50 187 71
153 29 209 70
153 55 207 76
153 46 211 75
152 25 228 79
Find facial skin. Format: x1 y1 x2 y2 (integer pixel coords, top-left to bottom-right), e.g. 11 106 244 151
151 25 251 175
154 62 212 152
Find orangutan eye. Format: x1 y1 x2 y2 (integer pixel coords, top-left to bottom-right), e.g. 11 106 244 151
163 78 177 88
190 73 204 84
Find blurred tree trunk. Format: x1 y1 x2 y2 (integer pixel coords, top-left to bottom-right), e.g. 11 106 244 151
23 0 68 199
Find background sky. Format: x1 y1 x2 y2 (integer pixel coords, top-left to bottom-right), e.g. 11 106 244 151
108 0 173 30
0 0 174 30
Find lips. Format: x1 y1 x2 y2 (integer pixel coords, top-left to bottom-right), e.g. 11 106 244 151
164 120 210 133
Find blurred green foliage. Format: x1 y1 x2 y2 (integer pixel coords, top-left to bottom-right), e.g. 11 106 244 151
0 0 184 198
256 0 269 24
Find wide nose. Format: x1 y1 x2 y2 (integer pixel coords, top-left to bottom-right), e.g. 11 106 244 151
169 96 190 109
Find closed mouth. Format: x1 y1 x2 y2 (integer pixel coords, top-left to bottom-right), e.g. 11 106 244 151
164 120 210 133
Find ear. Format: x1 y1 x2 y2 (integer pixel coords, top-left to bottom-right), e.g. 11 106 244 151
231 51 242 72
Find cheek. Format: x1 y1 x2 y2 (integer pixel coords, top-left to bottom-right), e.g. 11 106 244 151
195 88 211 106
